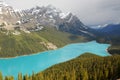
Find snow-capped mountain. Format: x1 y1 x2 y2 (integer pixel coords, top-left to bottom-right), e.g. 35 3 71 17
0 1 28 30
0 1 26 19
25 5 89 35
0 1 91 36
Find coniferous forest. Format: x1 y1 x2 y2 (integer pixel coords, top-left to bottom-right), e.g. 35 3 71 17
1 53 120 80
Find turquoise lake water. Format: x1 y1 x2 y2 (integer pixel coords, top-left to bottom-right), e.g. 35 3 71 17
0 41 110 78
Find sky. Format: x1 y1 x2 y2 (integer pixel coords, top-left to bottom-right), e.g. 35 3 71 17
4 0 120 26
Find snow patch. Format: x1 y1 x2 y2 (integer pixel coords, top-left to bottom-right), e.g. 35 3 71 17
67 15 73 22
91 24 109 29
59 12 70 19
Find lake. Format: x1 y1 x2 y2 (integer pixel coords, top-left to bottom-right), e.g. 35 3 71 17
0 41 110 78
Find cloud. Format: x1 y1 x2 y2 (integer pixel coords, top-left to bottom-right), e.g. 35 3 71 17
4 0 120 25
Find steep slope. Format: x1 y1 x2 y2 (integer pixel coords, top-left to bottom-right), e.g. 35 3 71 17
0 27 88 58
0 1 28 30
25 5 91 37
0 2 93 38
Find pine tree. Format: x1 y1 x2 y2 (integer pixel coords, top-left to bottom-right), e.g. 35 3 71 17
18 73 22 80
0 72 3 80
23 74 29 80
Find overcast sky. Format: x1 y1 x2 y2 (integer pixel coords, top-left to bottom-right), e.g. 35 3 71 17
4 0 120 25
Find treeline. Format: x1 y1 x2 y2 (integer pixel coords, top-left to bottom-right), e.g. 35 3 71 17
1 53 120 80
32 53 120 80
0 27 87 58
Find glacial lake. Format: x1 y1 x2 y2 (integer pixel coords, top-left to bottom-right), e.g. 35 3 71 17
0 41 110 78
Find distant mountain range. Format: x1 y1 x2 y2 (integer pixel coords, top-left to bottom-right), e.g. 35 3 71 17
88 23 120 44
0 2 88 34
0 1 120 39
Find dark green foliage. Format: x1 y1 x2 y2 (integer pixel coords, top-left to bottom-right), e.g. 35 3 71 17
23 74 29 80
108 45 120 55
18 73 22 80
4 76 14 80
28 53 120 80
0 72 3 80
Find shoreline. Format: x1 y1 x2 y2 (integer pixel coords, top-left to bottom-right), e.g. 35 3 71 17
0 40 111 59
106 48 112 56
0 50 52 60
0 41 89 59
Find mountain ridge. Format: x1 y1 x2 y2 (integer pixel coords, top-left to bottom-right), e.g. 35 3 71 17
0 1 90 37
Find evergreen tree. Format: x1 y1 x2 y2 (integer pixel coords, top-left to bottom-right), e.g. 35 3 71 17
0 72 3 80
18 73 22 80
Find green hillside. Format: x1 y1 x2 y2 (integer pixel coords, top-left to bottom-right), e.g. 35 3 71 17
0 27 88 57
28 53 120 80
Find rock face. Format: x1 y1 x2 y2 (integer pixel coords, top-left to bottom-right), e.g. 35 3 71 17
58 13 87 34
0 1 27 30
40 42 57 50
25 5 90 36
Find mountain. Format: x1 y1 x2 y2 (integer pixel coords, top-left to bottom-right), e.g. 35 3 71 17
0 2 90 58
89 23 120 44
0 2 91 37
0 1 28 30
24 5 90 36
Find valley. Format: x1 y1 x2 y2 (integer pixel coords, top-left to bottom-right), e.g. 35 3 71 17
0 1 120 80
